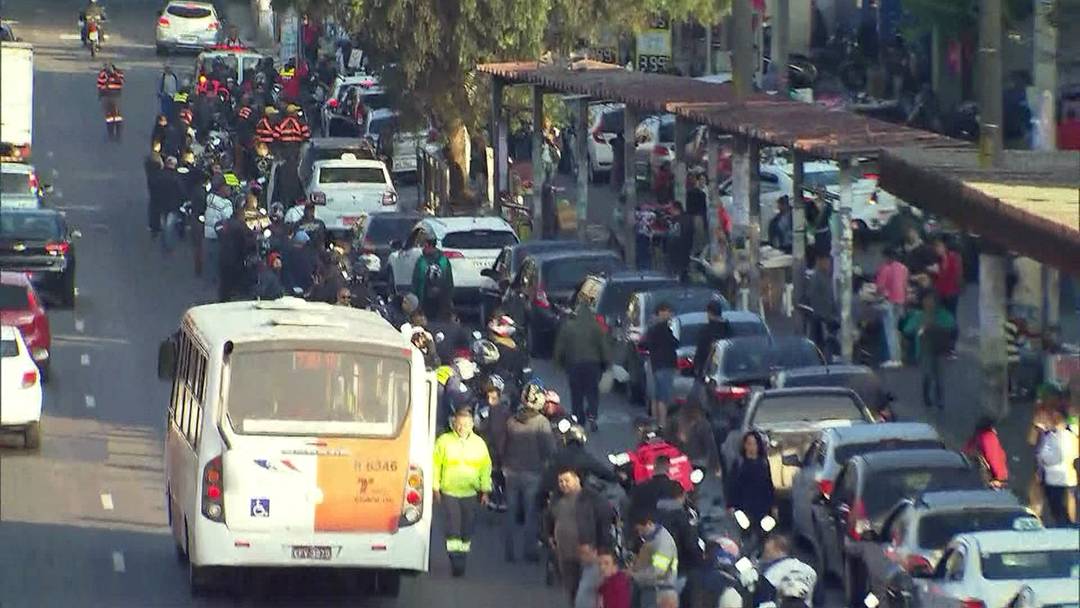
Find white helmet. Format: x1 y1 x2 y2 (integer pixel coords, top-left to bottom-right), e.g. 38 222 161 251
453 357 477 381
718 588 743 608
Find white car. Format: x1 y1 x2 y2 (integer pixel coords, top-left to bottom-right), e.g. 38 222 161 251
386 216 519 316
1 325 43 448
321 75 388 137
585 103 624 182
155 1 220 54
719 159 898 238
1 162 48 208
302 156 398 233
633 113 676 184
363 109 429 178
909 526 1079 608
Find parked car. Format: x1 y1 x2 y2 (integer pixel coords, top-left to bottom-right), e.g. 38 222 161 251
906 527 1078 608
718 387 876 495
155 1 221 54
854 490 1036 602
479 240 610 322
790 422 945 551
585 103 623 182
570 270 679 335
1 162 50 208
353 211 421 290
0 208 79 307
633 113 676 184
814 449 985 597
500 249 625 357
386 216 519 318
298 138 379 184
0 272 50 378
0 324 43 448
321 75 387 137
773 364 893 412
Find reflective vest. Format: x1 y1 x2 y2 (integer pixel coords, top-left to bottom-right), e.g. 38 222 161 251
97 69 124 93
254 117 277 143
275 115 310 143
178 107 193 125
629 441 693 491
432 430 493 498
237 106 253 121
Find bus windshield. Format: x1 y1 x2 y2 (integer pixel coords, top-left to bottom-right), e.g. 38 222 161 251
225 349 410 437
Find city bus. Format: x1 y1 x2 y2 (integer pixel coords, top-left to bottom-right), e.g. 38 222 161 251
159 298 437 597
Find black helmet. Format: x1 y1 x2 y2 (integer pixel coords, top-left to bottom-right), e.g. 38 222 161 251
635 416 661 443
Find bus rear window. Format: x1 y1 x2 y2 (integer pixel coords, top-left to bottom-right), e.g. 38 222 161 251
225 350 411 436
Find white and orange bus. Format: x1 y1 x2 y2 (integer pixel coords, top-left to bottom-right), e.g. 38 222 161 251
159 298 437 597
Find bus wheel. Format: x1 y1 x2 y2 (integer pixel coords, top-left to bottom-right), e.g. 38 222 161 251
373 571 401 597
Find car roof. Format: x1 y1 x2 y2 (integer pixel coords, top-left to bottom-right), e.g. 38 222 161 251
0 324 20 340
600 270 673 284
367 211 420 221
778 364 875 379
167 0 215 7
0 271 31 287
824 422 940 444
641 285 726 304
718 335 813 350
958 528 1079 555
308 137 370 148
422 216 515 237
914 489 1022 511
531 249 620 264
335 75 379 87
855 448 968 472
758 386 862 400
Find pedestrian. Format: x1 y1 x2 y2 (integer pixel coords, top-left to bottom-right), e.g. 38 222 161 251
158 156 185 253
96 63 125 139
597 546 633 608
610 130 625 193
574 543 602 608
665 397 720 476
658 484 705 608
767 195 794 254
217 204 255 302
159 65 178 116
874 247 909 367
645 302 678 429
629 455 682 518
901 226 937 280
499 387 557 563
629 508 680 608
144 146 165 237
692 299 731 379
725 431 775 526
963 416 1009 489
553 302 611 432
254 252 285 300
411 234 454 321
803 255 838 357
806 196 832 265
931 235 963 319
433 407 493 577
1036 405 1078 526
294 202 328 251
900 291 955 409
281 231 318 295
203 177 234 286
635 205 657 270
544 466 613 603
665 203 694 280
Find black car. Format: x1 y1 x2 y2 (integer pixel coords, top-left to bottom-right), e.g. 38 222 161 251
0 208 79 307
502 249 626 356
772 364 892 412
687 336 825 411
571 270 679 333
355 211 421 290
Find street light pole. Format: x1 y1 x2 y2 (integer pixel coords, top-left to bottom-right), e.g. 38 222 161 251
732 0 754 99
978 0 1004 167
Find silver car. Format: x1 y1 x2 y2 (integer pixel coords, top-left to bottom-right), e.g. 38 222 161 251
1 162 49 209
155 1 220 54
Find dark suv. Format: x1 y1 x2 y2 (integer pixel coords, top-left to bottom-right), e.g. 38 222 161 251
570 270 679 334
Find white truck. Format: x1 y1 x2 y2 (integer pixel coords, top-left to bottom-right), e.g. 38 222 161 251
0 41 33 161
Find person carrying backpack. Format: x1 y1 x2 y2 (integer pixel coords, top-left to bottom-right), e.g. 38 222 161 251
412 234 454 321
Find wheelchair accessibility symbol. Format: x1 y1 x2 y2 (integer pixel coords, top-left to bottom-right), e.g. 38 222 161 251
250 497 270 518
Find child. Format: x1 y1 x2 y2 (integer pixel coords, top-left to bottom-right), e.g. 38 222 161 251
597 546 631 608
574 544 601 608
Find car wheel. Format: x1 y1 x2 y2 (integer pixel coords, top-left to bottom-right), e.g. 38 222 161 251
23 421 41 449
844 558 867 607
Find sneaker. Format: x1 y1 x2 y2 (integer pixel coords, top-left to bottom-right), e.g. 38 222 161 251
881 360 902 369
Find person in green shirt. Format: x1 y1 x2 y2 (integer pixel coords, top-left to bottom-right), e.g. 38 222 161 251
433 407 492 577
901 290 956 409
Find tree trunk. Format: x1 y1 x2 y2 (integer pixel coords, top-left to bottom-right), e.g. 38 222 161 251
445 118 474 207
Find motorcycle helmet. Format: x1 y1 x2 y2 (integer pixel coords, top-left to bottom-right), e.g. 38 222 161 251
409 326 434 355
269 202 285 222
709 536 740 567
634 416 661 444
776 575 811 602
471 339 500 366
484 374 505 396
488 315 516 338
521 379 546 411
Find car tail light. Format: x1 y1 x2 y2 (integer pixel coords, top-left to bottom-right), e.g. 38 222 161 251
863 173 879 181
381 191 398 206
45 242 69 256
327 98 339 108
21 370 38 388
676 356 693 370
399 464 424 526
310 191 326 205
534 286 550 309
847 498 870 541
712 384 749 400
158 16 170 26
959 600 986 608
207 21 219 30
653 145 671 156
201 456 225 522
595 314 609 333
444 250 464 259
903 554 934 577
817 478 834 499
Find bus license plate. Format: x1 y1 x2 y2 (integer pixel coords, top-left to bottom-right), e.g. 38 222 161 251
292 545 332 560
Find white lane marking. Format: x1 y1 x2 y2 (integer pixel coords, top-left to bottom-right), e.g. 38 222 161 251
81 354 91 366
101 493 114 511
74 319 85 333
59 34 83 40
85 395 96 409
54 334 130 346
112 551 126 573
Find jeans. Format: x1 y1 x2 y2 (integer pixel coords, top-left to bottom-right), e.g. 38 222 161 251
880 302 902 362
161 211 181 252
568 361 602 422
503 470 541 560
921 355 943 408
1043 484 1075 526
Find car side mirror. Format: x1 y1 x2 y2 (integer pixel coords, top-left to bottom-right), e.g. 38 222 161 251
781 453 801 467
157 335 177 380
389 239 402 250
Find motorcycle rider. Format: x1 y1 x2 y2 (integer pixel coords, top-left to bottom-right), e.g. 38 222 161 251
203 176 234 285
538 422 617 511
96 63 125 139
487 313 527 382
751 534 817 608
412 234 454 322
622 418 694 492
80 0 105 45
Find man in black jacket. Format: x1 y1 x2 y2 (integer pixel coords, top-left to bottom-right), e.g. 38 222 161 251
543 466 614 603
645 302 679 428
537 425 616 511
693 299 731 379
217 205 256 301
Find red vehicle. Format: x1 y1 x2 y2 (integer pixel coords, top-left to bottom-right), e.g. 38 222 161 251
0 271 51 380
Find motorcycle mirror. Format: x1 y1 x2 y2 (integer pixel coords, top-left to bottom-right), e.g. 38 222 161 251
471 330 482 340
204 183 212 192
760 515 776 533
70 230 83 239
292 287 303 295
557 419 571 434
689 469 705 485
608 452 630 466
522 367 532 377
197 215 206 223
734 556 754 574
863 593 880 608
733 510 750 531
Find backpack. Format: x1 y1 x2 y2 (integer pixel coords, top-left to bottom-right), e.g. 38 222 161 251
425 257 444 297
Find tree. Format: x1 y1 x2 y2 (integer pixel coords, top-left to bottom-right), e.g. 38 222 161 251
902 0 1033 38
278 0 723 204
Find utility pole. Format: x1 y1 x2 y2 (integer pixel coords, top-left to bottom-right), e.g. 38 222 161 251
732 0 754 98
773 0 790 93
978 0 1004 167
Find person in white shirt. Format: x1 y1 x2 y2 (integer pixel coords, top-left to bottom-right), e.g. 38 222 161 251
203 179 234 286
1037 406 1079 526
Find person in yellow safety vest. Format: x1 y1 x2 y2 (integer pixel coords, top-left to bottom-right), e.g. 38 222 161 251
629 507 680 608
432 406 492 577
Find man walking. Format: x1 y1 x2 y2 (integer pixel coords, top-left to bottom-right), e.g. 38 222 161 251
554 301 611 432
544 467 613 603
433 407 492 577
901 291 955 409
644 303 678 429
629 508 680 608
500 390 557 562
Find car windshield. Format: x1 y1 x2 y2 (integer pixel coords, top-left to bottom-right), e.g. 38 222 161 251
751 394 866 426
365 217 417 243
442 230 517 250
368 115 398 137
0 285 29 310
834 439 943 465
0 338 17 357
720 341 822 379
166 4 213 18
803 169 839 189
980 550 1078 580
0 213 61 241
226 349 411 437
865 467 984 518
598 280 678 316
543 257 623 289
598 109 624 134
917 510 1028 550
1 172 31 194
729 320 769 337
318 166 386 185
359 91 388 111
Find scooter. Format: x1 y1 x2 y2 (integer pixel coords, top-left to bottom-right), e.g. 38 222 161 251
85 18 104 57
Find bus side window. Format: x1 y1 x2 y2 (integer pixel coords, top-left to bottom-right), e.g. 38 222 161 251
171 333 191 434
185 350 206 445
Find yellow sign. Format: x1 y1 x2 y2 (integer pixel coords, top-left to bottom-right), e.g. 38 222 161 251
636 17 671 73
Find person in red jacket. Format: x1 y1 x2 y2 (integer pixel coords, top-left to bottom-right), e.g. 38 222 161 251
931 235 963 317
596 546 631 608
964 416 1009 488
